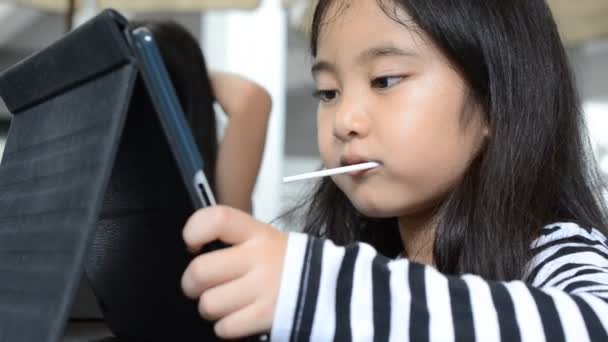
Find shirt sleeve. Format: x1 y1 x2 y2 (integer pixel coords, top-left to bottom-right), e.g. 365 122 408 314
270 226 608 342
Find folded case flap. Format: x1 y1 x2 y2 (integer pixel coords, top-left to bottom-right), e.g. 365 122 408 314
0 9 132 114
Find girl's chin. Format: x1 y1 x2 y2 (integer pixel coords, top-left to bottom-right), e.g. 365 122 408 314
339 183 406 217
350 199 401 218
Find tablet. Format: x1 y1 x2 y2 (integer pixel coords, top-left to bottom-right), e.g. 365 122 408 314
129 27 216 209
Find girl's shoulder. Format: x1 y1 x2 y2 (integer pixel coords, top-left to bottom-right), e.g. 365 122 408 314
532 222 608 249
526 222 608 285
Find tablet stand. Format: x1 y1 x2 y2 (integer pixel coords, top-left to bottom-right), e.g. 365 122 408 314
0 9 218 341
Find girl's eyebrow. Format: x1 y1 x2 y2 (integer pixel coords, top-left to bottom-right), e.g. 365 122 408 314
311 45 419 77
311 60 335 78
356 45 420 64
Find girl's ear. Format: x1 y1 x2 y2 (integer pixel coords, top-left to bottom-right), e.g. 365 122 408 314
482 124 491 138
478 110 491 139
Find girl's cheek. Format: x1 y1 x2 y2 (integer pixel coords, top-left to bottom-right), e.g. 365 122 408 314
317 114 335 160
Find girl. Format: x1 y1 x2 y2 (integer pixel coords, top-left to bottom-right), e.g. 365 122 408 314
179 0 608 340
133 20 272 213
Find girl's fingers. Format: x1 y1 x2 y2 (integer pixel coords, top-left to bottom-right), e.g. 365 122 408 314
197 273 257 321
181 246 249 299
183 206 262 252
214 300 273 339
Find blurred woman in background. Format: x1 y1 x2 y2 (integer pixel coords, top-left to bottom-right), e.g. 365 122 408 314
133 20 272 213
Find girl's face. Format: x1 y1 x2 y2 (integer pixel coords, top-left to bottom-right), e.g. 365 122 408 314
314 0 489 218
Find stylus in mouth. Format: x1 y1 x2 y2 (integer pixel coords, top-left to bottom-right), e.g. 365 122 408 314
282 162 380 183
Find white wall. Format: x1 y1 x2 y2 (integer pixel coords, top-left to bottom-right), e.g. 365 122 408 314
571 39 608 202
202 0 287 223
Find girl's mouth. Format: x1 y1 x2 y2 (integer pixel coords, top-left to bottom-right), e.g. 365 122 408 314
339 157 382 177
348 164 380 177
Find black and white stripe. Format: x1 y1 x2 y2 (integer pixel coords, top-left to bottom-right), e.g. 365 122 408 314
461 275 501 341
388 260 410 341
309 238 345 340
271 222 608 341
289 237 324 341
371 254 392 342
488 282 521 341
408 262 429 342
334 244 358 341
448 277 475 341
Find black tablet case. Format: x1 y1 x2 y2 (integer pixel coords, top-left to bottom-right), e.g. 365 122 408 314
0 9 217 341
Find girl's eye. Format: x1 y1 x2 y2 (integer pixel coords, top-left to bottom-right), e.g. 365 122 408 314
312 89 339 103
371 76 404 89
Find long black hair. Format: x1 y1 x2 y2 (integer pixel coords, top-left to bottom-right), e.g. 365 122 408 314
293 0 608 281
130 20 219 193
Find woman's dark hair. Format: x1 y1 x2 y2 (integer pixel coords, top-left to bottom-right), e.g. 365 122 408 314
296 0 608 281
130 20 219 192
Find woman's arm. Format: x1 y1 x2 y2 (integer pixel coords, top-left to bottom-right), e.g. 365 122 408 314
210 72 272 213
272 223 608 341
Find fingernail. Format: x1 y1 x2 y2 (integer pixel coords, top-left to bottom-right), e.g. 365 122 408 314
181 273 195 297
214 321 225 337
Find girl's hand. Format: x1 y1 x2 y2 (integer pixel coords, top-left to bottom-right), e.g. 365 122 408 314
181 206 287 339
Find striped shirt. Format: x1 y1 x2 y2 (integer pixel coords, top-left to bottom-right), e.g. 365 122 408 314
270 222 608 341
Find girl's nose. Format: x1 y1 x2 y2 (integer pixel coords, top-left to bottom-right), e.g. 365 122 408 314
332 97 371 141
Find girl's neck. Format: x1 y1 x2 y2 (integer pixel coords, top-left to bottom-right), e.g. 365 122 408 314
398 210 437 265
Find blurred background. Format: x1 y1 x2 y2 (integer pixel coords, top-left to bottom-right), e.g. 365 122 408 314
0 0 607 223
